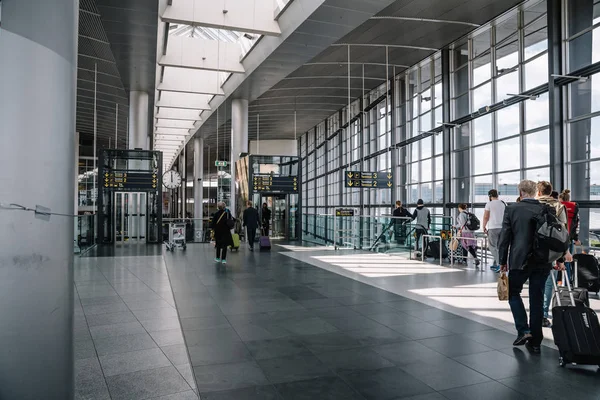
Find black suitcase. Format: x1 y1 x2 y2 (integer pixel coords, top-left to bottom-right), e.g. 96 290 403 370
573 254 600 294
552 270 589 308
426 240 448 260
550 272 600 368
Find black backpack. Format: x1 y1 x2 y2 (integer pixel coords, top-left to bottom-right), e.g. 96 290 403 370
530 205 570 264
464 212 480 231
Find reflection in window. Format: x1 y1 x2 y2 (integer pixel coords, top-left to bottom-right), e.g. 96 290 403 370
525 129 550 168
497 103 520 139
472 144 493 175
497 137 521 171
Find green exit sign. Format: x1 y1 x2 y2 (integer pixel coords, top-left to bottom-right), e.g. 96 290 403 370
215 161 228 167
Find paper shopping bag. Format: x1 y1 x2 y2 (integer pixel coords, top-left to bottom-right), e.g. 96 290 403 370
497 272 509 301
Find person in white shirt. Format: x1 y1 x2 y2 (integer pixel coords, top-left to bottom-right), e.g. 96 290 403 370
483 189 506 273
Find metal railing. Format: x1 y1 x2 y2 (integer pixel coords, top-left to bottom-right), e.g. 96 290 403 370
421 234 444 266
449 235 489 266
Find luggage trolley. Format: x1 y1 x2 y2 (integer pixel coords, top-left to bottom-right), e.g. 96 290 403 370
334 208 359 250
165 222 186 252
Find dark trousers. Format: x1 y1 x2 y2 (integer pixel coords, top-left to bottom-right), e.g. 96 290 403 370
508 267 550 346
262 221 269 236
247 227 257 248
415 228 428 251
215 243 228 260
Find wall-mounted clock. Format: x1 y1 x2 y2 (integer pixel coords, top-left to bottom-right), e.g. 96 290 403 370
162 170 182 189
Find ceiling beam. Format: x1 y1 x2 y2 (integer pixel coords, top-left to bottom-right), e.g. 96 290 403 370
162 0 281 36
160 36 245 73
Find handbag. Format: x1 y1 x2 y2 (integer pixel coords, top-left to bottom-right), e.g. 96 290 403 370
497 272 509 301
449 238 459 251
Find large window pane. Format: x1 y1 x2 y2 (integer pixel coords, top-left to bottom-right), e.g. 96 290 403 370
474 175 493 203
455 66 469 96
434 181 444 203
497 137 521 171
525 129 550 168
421 89 432 113
410 162 419 184
525 92 549 130
435 132 443 155
496 71 519 101
524 54 548 90
497 171 521 202
525 167 550 182
422 183 433 203
473 54 492 86
568 116 600 162
496 40 519 71
473 114 492 145
473 144 493 175
497 103 520 139
421 112 432 133
422 158 432 182
524 15 548 60
473 82 492 111
421 136 432 159
434 155 443 181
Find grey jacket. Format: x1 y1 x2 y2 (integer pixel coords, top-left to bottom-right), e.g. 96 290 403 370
412 206 431 231
498 198 550 270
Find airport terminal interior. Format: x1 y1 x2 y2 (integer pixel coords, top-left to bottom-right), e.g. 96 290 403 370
3 0 600 398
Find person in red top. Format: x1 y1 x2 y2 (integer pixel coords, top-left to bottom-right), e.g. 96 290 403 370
559 189 580 282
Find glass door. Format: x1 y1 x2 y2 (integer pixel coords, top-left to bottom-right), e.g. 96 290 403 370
272 196 287 239
114 192 147 244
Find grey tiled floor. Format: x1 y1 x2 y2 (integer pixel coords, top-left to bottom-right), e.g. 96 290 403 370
76 244 600 399
74 254 197 400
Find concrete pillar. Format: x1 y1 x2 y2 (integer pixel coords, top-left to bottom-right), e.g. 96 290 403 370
231 99 249 217
0 0 77 398
194 137 205 240
128 91 149 150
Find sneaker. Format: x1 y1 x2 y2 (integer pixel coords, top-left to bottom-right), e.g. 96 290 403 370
221 259 227 265
215 258 221 263
249 247 254 252
525 342 541 354
490 265 501 273
513 333 532 346
542 318 552 328
474 259 481 266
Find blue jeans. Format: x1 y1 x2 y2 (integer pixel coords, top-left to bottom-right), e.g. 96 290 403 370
543 269 558 318
508 267 551 346
564 242 574 282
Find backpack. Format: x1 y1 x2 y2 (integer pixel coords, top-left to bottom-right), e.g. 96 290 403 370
464 212 480 231
562 201 579 239
530 204 570 264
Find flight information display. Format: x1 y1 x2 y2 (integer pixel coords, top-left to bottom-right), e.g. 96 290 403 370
253 174 298 193
103 172 158 191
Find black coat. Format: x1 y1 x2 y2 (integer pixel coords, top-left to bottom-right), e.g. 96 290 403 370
211 209 233 246
498 198 550 270
243 207 260 230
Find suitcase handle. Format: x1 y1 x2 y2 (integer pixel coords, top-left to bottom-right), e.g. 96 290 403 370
551 267 577 307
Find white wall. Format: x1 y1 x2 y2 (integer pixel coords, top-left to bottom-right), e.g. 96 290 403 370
249 140 297 156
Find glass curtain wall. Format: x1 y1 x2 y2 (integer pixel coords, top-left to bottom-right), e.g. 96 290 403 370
299 0 600 250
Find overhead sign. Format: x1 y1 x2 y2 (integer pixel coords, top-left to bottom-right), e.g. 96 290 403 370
335 208 355 217
253 174 298 193
344 171 393 189
103 172 158 191
215 161 228 167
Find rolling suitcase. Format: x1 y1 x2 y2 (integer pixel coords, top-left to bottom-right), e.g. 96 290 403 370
259 228 271 251
230 233 241 251
573 254 600 294
552 269 589 308
550 272 600 368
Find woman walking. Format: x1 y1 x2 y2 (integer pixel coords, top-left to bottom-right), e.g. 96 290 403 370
454 204 480 267
211 202 234 264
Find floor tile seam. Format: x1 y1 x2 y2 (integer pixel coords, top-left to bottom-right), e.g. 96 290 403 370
414 338 495 361
97 257 196 393
162 253 218 393
145 388 199 400
74 283 115 400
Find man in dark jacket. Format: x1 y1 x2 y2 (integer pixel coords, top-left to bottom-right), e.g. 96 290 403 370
243 201 260 251
498 180 565 353
392 200 412 244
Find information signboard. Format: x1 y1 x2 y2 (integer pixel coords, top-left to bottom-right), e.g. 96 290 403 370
103 171 158 191
344 171 393 189
253 174 298 193
335 209 355 217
